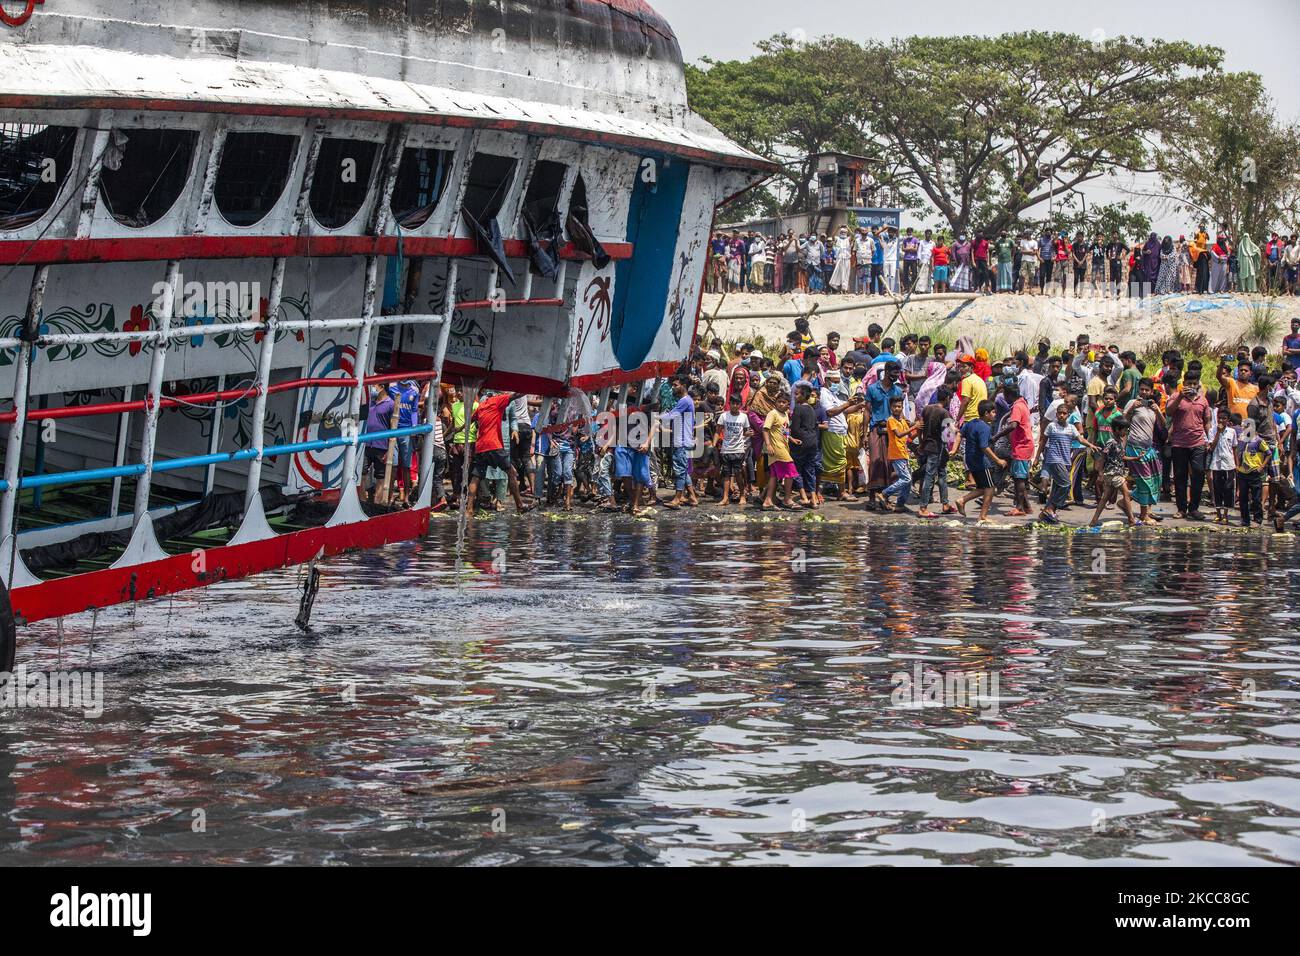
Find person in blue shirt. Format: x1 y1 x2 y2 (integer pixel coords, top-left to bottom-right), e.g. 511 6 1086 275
862 362 906 509
664 375 698 509
871 337 897 367
1283 318 1300 372
866 362 905 426
782 352 803 386
385 379 421 502
361 385 395 505
956 400 1007 520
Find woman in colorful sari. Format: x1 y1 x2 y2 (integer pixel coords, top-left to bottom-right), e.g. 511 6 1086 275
844 382 867 497
949 235 974 292
818 374 855 498
1176 236 1193 291
726 235 744 291
1155 236 1179 294
1209 235 1230 293
1128 442 1161 525
745 375 787 487
729 362 752 408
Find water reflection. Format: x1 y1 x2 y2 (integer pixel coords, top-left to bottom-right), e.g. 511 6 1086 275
1 519 1298 865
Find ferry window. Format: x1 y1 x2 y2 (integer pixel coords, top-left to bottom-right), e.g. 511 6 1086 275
310 138 379 229
521 160 567 227
460 153 517 225
389 147 453 229
213 132 298 227
0 123 77 230
568 174 591 232
98 129 198 227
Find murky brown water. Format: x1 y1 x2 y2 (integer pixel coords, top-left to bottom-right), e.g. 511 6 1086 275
2 518 1299 865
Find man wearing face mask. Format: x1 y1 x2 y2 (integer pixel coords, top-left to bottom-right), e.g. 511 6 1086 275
728 342 753 377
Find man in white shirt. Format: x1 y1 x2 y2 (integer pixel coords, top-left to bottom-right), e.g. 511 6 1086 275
917 229 935 293
1017 234 1039 294
854 229 875 295
747 235 766 292
881 228 900 294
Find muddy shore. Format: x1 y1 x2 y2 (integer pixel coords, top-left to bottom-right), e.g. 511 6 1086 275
441 491 1294 536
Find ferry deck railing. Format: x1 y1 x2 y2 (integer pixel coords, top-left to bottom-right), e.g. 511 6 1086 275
0 308 457 550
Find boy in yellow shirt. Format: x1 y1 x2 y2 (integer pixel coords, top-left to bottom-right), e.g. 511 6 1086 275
881 396 921 513
761 391 797 511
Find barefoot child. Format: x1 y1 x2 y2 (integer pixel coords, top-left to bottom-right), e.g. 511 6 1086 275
956 401 1007 520
1089 417 1137 526
716 393 752 508
1209 411 1240 524
761 391 797 510
1034 400 1099 524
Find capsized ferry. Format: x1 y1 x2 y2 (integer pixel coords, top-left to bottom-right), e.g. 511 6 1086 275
0 0 772 662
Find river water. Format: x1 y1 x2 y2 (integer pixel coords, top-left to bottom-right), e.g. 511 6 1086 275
2 518 1299 865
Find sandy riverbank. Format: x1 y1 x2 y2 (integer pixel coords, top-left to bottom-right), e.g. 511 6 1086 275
700 291 1300 357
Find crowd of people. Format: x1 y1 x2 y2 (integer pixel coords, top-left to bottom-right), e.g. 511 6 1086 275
361 313 1300 532
707 223 1300 298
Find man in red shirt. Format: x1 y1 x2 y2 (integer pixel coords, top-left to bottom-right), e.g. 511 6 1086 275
1052 233 1071 292
1004 383 1034 516
466 390 534 515
1165 372 1211 519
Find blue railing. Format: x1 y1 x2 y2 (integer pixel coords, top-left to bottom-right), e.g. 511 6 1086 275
0 425 433 493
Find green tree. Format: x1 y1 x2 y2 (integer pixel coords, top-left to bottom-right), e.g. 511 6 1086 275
1156 72 1300 238
852 33 1222 236
686 35 887 217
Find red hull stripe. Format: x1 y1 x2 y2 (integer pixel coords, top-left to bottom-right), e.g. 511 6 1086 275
0 235 633 268
9 507 430 625
0 94 776 174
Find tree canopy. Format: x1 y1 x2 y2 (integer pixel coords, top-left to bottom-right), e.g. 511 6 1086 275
687 31 1229 235
1156 71 1300 239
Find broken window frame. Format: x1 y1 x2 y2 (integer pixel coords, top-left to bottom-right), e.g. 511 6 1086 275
389 146 455 230
520 159 569 231
97 127 200 229
458 152 519 227
0 122 79 232
567 173 592 237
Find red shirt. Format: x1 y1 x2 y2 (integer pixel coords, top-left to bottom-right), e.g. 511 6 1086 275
1009 399 1034 461
931 245 950 266
473 393 512 453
